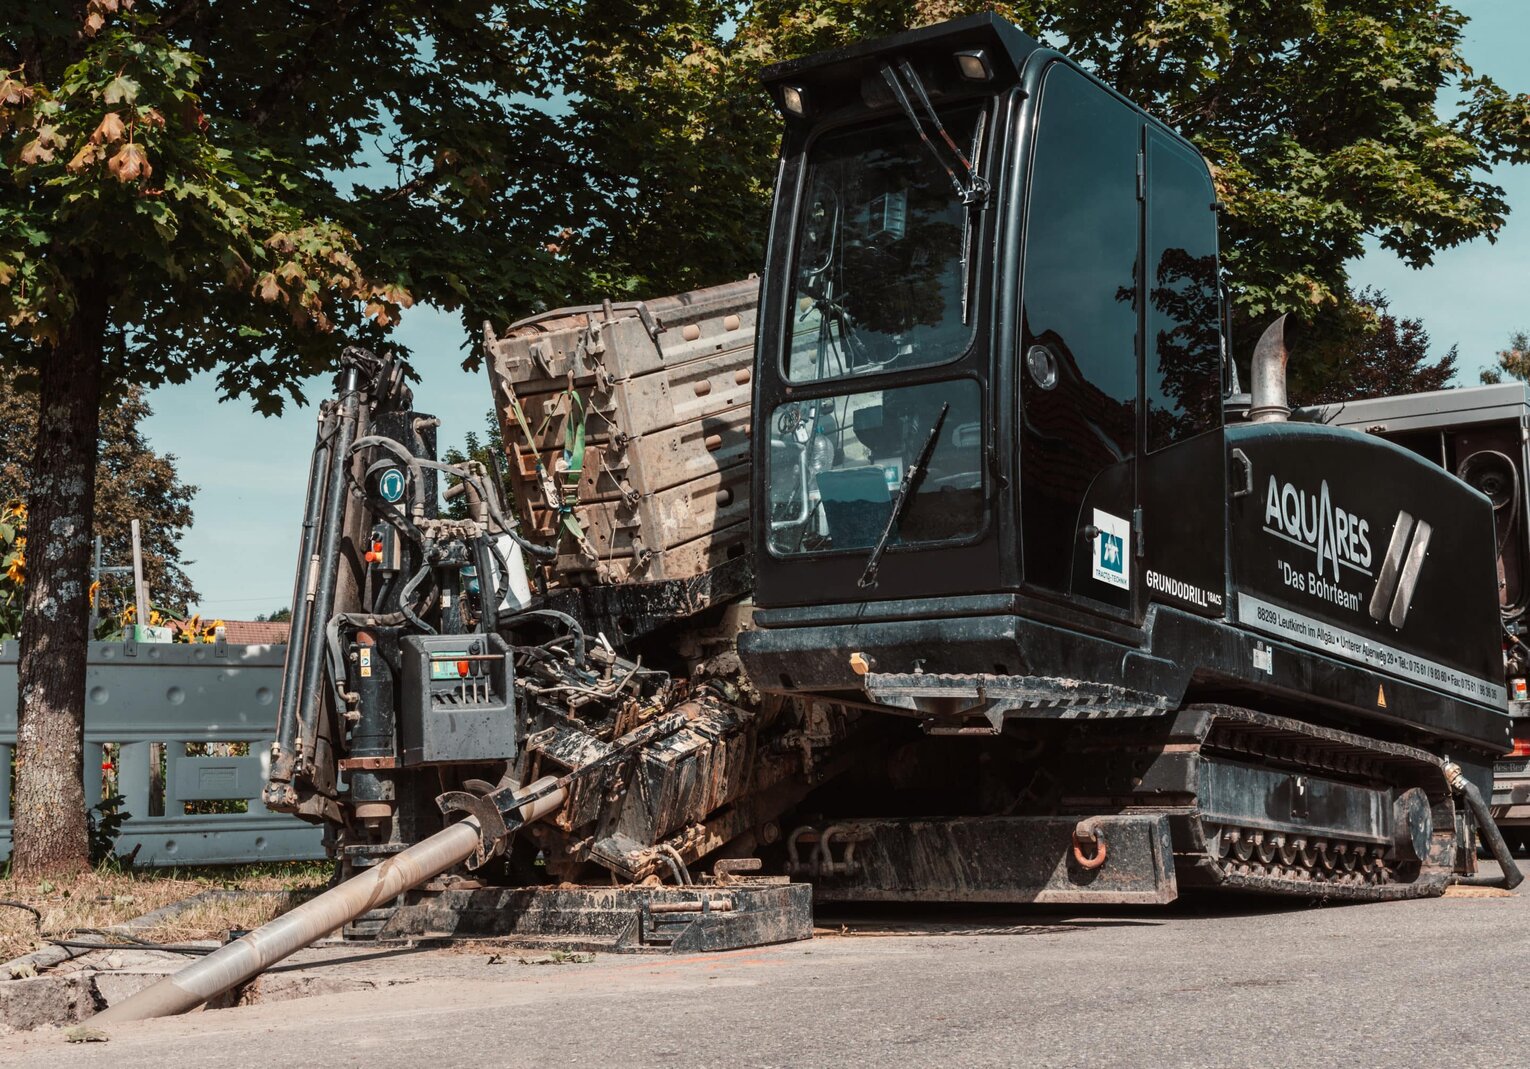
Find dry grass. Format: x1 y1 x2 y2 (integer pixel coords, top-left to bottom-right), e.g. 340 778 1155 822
0 862 331 964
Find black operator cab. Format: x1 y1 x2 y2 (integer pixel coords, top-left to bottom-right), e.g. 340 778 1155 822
743 14 1227 700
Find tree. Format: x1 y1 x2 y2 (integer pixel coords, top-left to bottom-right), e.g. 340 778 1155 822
441 409 510 521
256 607 292 623
555 2 1530 340
1479 332 1530 385
1287 288 1457 406
0 1 583 875
0 367 197 615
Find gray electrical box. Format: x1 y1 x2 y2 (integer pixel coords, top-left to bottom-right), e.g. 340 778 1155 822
397 633 517 765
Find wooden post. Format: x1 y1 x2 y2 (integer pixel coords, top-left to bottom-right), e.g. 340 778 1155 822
131 519 149 629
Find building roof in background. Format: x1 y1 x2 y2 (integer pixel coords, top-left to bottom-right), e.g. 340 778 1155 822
168 618 290 644
222 620 290 645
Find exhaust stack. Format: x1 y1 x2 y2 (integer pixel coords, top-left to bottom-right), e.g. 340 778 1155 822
1248 314 1291 424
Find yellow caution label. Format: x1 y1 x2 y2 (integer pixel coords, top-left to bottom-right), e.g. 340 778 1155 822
1377 684 1387 709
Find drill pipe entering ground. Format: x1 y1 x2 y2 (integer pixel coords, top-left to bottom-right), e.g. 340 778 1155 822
94 777 566 1025
93 819 482 1023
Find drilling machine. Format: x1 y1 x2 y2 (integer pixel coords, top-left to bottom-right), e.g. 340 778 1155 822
101 8 1523 1021
260 10 1517 914
96 9 1525 1027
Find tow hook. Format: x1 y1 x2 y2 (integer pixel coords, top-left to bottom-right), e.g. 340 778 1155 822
1072 820 1108 870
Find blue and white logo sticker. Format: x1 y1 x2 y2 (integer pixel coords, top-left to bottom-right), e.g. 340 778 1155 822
1091 508 1131 591
377 467 406 503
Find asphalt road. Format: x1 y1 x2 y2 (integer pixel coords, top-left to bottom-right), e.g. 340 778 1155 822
5 879 1529 1068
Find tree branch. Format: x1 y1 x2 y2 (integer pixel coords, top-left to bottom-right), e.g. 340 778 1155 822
246 0 382 128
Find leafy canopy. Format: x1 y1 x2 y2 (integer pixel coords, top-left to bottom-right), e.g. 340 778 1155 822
1479 331 1530 385
556 1 1530 338
1287 287 1458 405
4 1 1528 400
1 0 580 410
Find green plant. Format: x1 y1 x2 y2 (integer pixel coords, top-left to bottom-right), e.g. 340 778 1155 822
86 792 131 869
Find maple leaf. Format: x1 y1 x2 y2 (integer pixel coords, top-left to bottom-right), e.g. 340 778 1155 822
83 11 106 36
90 112 126 145
0 78 32 107
103 75 139 105
19 138 55 164
106 141 151 182
255 273 282 302
67 143 104 172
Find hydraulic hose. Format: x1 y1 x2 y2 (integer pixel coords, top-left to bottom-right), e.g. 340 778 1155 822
417 459 556 561
1447 763 1524 890
481 532 516 613
396 559 438 635
510 608 586 666
472 535 499 634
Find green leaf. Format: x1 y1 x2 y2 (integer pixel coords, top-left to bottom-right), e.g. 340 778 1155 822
102 75 139 105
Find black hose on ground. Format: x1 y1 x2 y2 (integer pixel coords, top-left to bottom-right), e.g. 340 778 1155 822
1448 764 1524 889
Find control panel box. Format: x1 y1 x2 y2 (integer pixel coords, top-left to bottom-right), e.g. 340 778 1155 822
397 632 517 765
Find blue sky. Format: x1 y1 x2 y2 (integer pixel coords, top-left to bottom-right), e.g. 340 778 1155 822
142 1 1530 617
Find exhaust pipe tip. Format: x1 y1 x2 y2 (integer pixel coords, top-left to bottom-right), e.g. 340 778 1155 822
1247 313 1291 424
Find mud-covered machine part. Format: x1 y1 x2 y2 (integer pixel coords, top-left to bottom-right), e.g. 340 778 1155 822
252 291 844 960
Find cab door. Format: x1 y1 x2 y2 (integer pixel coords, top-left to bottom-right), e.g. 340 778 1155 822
1017 62 1142 624
1136 126 1226 619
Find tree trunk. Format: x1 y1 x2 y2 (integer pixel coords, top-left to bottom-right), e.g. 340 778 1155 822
11 285 108 877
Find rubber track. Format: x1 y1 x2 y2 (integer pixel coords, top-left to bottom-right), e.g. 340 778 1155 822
1173 704 1456 901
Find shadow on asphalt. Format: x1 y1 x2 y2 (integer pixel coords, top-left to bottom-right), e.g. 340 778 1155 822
811 888 1373 937
264 944 441 973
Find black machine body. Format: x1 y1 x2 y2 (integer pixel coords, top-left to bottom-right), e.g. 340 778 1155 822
739 14 1512 898
1308 382 1530 847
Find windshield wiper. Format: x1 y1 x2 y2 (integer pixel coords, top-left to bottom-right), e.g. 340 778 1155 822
879 62 989 207
858 402 950 589
879 62 988 323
